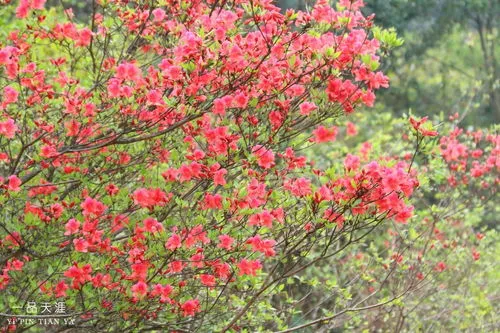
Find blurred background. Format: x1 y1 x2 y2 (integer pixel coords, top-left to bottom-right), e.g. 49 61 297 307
278 0 499 127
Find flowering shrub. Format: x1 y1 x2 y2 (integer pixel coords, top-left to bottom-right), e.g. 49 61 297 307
280 111 498 331
0 0 495 332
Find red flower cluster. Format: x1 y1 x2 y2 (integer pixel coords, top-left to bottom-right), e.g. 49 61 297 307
0 0 413 329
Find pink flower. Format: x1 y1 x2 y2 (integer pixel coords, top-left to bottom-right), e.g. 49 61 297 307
237 259 262 276
339 0 365 11
323 209 345 229
178 162 203 182
326 78 357 109
65 120 80 137
202 193 223 210
40 145 59 158
3 86 18 104
299 102 317 115
199 274 216 287
146 89 163 104
63 263 92 289
361 90 376 107
152 8 166 22
76 28 93 47
0 119 18 139
410 116 438 137
143 217 164 233
151 284 173 303
472 249 480 261
32 0 46 9
180 299 200 317
115 61 141 82
133 188 171 208
246 235 276 257
233 92 248 108
131 262 149 281
394 205 414 223
283 178 312 197
213 262 231 279
9 258 24 271
346 122 358 136
7 175 21 192
15 0 30 18
213 168 227 186
165 233 182 250
163 65 183 81
248 210 274 228
168 261 185 273
312 126 338 143
0 49 10 65
434 261 447 272
16 0 46 18
367 71 389 89
107 80 121 97
212 98 226 115
55 281 68 298
252 145 275 169
106 184 119 196
64 219 80 235
344 154 360 171
73 238 89 252
269 111 284 130
217 234 234 250
81 197 107 217
131 281 148 297
382 170 401 192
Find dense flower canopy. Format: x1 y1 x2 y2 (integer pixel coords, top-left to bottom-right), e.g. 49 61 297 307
0 0 497 332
